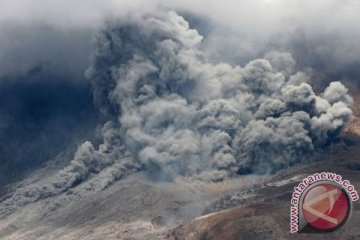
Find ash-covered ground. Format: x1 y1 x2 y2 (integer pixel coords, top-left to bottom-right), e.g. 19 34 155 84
1 1 360 240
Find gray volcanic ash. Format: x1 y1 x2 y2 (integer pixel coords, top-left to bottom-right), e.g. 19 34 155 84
0 11 353 216
0 2 359 239
84 11 352 180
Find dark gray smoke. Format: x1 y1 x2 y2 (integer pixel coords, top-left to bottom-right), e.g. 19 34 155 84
83 11 351 180
88 11 351 176
0 67 98 193
53 11 354 182
0 22 101 194
0 10 353 214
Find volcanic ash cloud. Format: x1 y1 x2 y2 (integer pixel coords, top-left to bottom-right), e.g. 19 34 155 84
85 11 352 180
1 11 353 213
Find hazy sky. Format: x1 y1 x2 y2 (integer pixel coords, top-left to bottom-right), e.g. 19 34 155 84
0 0 357 207
1 0 359 74
0 0 358 31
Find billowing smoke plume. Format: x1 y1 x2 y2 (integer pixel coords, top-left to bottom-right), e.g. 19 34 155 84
84 10 352 180
66 10 353 182
0 11 353 213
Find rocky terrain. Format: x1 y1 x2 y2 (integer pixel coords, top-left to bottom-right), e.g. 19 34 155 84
0 164 261 240
169 138 360 239
346 93 360 136
167 96 360 240
0 97 358 240
1 1 360 240
1 134 359 240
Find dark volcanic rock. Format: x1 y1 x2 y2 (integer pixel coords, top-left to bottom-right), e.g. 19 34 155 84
170 142 360 240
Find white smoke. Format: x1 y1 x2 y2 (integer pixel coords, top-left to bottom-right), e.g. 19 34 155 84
0 10 353 213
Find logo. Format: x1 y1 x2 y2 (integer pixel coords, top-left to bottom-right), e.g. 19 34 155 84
301 182 350 232
290 172 359 233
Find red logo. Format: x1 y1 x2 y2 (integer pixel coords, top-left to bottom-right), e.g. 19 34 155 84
301 183 350 231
